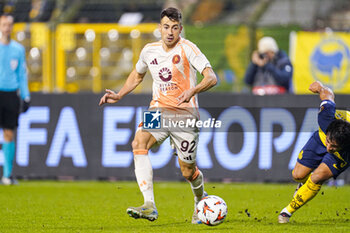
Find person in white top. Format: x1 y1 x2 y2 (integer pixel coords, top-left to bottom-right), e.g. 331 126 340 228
99 7 217 224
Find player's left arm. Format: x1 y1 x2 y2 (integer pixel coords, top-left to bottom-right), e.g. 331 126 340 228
177 67 217 105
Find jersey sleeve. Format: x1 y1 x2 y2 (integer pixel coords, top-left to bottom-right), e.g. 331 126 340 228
135 47 148 74
183 41 211 74
318 100 336 133
17 45 30 100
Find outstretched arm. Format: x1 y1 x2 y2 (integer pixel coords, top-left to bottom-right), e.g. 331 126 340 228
309 81 334 102
99 69 146 105
177 67 217 105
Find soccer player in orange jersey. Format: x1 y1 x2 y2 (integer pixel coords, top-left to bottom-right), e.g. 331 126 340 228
99 7 217 223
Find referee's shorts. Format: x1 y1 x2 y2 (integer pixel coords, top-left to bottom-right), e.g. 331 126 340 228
0 91 20 130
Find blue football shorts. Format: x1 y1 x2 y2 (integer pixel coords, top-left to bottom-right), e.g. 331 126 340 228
297 135 349 179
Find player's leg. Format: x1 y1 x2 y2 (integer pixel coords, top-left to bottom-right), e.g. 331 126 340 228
291 137 326 196
291 162 313 197
172 130 207 224
178 158 207 224
178 159 205 203
173 131 203 202
1 92 19 185
173 131 204 202
292 162 312 183
279 163 332 223
2 128 15 185
132 130 158 205
279 152 347 223
278 137 323 223
127 135 157 220
127 129 159 221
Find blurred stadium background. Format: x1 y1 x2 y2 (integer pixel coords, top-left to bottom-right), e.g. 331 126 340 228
0 0 350 183
4 0 350 93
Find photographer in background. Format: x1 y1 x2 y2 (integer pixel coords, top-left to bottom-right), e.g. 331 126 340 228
244 36 293 95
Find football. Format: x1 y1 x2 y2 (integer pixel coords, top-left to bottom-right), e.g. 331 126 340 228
196 195 227 226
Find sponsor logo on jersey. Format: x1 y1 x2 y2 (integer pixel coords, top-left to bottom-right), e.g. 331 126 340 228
159 67 172 82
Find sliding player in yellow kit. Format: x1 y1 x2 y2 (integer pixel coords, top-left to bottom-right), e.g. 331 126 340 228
278 81 350 223
99 7 217 224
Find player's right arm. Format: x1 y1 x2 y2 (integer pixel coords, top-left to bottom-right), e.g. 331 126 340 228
99 69 146 105
309 81 336 132
309 81 334 102
177 67 217 105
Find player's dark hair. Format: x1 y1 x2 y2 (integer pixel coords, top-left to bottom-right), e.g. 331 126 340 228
160 7 182 23
326 119 350 150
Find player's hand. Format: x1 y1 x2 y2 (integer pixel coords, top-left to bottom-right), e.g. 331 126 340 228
177 89 195 106
21 98 30 112
99 89 121 106
309 81 323 93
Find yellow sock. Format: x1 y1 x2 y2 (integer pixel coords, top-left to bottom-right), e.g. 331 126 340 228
292 170 311 184
286 176 321 214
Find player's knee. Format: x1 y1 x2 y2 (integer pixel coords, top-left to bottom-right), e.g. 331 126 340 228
311 170 332 185
131 139 139 150
292 169 307 182
131 139 146 150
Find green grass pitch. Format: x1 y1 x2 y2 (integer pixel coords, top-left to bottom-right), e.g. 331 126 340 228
0 181 349 232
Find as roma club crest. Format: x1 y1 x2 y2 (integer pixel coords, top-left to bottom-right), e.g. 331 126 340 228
172 54 181 64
